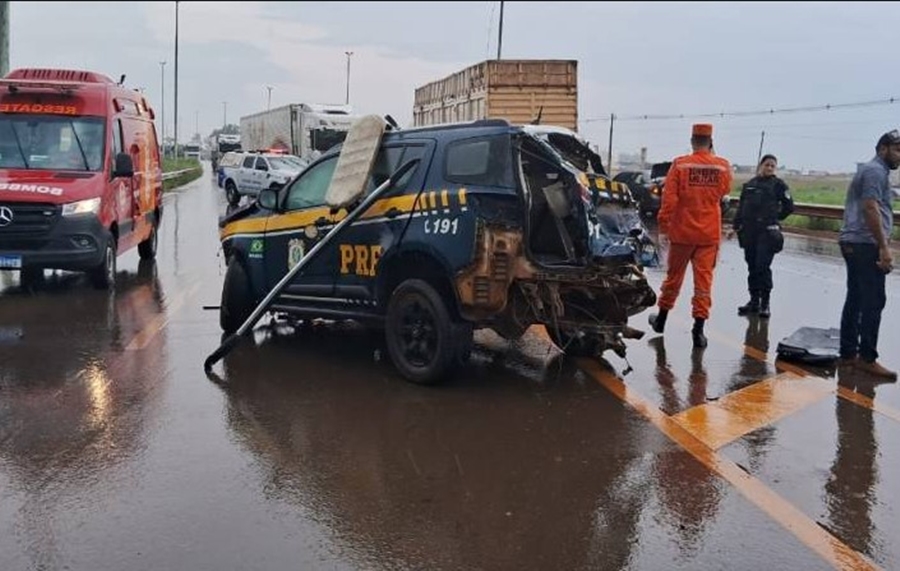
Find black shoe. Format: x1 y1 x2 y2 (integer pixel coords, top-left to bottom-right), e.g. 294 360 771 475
758 293 771 318
692 318 707 348
649 309 668 334
737 295 760 316
692 329 708 348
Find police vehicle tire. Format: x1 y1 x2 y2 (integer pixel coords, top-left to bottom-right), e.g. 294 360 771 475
138 221 158 260
89 232 117 289
220 259 255 334
385 279 466 385
225 180 240 206
546 326 601 358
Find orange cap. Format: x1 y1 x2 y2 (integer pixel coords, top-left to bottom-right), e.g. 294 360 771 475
692 123 713 137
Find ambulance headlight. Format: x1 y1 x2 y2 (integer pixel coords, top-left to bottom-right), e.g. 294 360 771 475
62 197 102 216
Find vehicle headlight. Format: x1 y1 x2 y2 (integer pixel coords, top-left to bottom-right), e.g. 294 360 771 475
62 197 102 216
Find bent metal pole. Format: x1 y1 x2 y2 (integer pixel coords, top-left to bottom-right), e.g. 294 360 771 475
203 158 420 374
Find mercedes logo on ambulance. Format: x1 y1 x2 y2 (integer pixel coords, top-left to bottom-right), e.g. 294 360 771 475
0 206 13 227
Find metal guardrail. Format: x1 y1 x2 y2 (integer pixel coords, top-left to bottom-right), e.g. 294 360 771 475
161 167 199 181
727 197 900 225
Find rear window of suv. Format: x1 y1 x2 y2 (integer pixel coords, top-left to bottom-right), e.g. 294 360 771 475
219 152 243 168
444 134 513 188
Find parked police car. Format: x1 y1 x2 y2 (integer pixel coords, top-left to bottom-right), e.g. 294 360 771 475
220 151 306 206
218 119 657 384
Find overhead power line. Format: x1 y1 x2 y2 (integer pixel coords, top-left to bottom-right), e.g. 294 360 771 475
581 96 899 125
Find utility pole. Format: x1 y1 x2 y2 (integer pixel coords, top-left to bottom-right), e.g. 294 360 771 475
266 85 273 111
173 1 180 159
607 113 615 176
195 109 199 140
222 101 227 128
344 51 353 105
756 130 766 167
0 1 9 77
159 61 166 157
497 1 505 60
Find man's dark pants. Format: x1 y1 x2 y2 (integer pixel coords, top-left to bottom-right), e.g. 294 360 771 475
839 242 886 362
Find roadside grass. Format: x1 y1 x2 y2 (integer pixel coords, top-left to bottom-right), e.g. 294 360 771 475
731 175 849 204
727 174 899 239
162 157 202 191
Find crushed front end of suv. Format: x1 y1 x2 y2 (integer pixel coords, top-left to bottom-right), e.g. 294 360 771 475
218 119 657 384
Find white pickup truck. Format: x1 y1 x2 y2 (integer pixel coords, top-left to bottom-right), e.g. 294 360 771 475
220 152 306 206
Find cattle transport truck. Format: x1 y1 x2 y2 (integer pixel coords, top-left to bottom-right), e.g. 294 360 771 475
239 103 359 166
413 59 578 130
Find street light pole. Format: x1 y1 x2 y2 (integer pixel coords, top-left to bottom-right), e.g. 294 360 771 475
159 60 166 157
0 2 9 77
497 1 504 60
345 51 353 105
266 85 273 111
173 0 180 159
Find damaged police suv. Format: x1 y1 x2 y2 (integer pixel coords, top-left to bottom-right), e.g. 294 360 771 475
218 119 656 384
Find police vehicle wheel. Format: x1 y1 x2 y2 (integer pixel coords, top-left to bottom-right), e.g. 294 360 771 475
225 181 240 206
220 259 255 334
89 233 117 289
138 222 158 260
385 279 465 385
546 326 600 357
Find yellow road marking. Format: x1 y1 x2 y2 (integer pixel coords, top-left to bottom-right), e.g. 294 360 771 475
836 385 900 423
125 281 201 351
704 323 900 426
671 372 833 450
531 325 878 570
577 357 879 571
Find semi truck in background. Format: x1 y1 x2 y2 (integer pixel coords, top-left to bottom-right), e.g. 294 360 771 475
239 103 359 168
413 59 578 131
216 133 241 154
210 133 241 172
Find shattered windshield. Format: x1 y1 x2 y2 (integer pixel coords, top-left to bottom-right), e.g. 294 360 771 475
0 115 105 171
544 133 606 176
528 132 607 177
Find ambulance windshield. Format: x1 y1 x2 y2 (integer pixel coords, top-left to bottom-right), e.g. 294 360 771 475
0 115 105 172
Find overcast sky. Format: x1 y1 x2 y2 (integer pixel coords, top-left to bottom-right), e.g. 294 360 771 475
9 1 900 172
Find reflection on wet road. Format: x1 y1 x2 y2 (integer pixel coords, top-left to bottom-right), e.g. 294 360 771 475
1 167 898 570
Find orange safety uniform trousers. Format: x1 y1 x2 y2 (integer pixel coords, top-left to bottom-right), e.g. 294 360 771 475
658 243 719 320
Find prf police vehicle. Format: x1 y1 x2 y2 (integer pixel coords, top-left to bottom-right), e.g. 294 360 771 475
218 119 656 384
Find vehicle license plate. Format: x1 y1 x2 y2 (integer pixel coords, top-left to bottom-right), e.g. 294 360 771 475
0 255 22 269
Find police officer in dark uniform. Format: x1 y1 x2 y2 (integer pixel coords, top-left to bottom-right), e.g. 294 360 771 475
732 154 794 318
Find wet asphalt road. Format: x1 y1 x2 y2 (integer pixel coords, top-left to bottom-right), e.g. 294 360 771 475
1 166 898 571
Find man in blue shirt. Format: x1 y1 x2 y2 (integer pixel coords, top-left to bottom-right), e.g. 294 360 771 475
838 129 899 380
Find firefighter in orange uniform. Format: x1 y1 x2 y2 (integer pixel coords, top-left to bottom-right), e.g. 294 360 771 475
648 123 733 348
